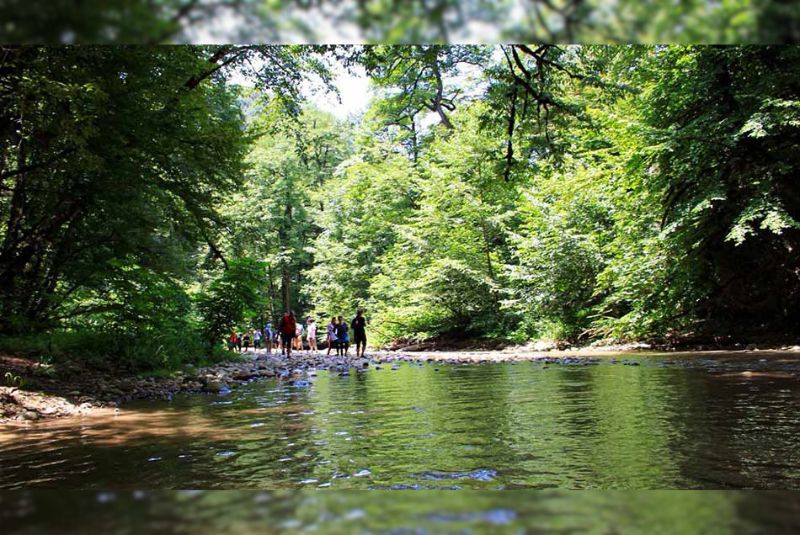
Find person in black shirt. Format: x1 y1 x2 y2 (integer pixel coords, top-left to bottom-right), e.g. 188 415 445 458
335 315 349 356
351 309 367 358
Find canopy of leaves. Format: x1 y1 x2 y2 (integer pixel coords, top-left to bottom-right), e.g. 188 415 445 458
3 44 799 367
2 1 800 44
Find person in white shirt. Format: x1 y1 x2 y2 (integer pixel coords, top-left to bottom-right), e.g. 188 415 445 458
306 318 318 354
294 323 304 351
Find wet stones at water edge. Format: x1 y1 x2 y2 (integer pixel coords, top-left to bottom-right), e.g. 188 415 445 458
1 351 640 424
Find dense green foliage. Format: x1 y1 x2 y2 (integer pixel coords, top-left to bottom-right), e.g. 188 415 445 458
2 1 799 45
0 45 333 367
1 44 798 367
308 45 800 344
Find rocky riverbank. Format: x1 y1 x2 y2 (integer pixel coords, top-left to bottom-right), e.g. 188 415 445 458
0 348 554 424
0 351 375 424
5 344 800 424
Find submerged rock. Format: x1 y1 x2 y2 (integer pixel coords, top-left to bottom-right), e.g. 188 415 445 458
204 380 228 393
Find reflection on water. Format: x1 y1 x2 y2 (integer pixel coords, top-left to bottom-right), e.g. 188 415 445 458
3 490 800 534
2 355 800 489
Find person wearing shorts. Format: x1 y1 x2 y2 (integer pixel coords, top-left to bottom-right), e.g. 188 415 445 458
294 322 303 351
351 309 367 358
264 322 274 353
307 318 318 354
336 315 349 356
326 317 338 356
278 311 297 357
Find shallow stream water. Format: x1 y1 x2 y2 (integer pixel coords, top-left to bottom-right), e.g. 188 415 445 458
4 490 800 534
2 353 800 491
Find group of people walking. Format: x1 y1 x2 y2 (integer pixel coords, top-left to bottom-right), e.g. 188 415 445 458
227 309 368 359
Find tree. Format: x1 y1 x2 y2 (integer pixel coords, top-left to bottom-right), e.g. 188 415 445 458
197 257 266 348
305 137 419 319
0 45 333 338
637 45 800 334
224 103 351 324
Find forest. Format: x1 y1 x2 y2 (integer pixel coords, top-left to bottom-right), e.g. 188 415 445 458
1 44 798 369
2 1 799 44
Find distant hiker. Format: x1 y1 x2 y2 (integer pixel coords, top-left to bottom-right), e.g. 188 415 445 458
307 318 318 354
236 332 243 352
351 309 367 358
294 322 304 351
336 315 349 356
264 322 274 353
253 328 262 350
279 311 297 357
228 331 237 351
243 332 251 351
327 317 338 356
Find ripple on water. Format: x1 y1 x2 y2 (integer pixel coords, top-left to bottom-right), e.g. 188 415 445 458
427 509 518 526
420 469 498 482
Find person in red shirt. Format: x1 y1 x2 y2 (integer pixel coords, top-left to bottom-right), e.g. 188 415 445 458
278 311 297 357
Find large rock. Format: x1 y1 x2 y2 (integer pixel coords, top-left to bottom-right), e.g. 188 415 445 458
231 370 254 381
22 410 40 421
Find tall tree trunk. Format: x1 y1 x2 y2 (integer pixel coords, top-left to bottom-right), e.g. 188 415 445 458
267 263 276 322
431 60 454 130
280 201 293 313
281 265 290 314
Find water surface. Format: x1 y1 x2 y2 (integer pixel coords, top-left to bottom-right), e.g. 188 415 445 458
2 353 800 490
4 490 800 534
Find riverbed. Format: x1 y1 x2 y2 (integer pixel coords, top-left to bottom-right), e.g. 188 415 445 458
2 352 800 490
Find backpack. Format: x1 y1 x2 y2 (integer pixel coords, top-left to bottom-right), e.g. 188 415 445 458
280 315 296 335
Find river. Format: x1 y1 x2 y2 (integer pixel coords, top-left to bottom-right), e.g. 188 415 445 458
4 489 800 534
2 352 800 491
